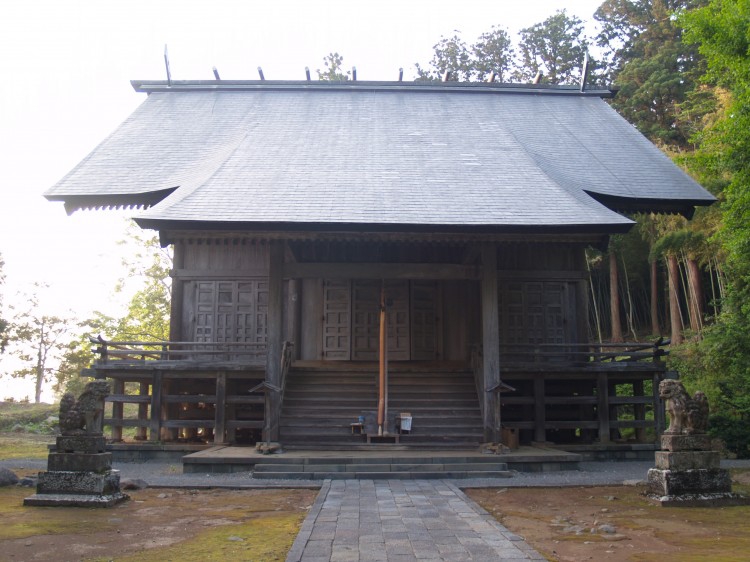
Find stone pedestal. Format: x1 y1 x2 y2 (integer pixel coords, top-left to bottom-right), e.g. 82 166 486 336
648 434 749 507
24 436 128 508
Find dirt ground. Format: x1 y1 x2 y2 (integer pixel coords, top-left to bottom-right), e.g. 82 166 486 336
0 486 317 562
467 470 750 562
1 465 749 561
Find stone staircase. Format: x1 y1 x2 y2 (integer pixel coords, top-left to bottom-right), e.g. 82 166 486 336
279 366 484 448
252 455 511 480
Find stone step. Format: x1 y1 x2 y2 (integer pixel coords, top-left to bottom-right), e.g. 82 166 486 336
252 470 513 480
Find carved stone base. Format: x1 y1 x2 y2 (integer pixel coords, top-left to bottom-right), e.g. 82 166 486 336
647 467 732 497
24 470 129 508
56 436 107 454
23 492 129 508
47 452 113 472
660 434 712 452
655 450 720 471
651 493 750 508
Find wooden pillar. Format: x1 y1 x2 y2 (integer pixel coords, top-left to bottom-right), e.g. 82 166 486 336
136 382 148 440
265 240 284 441
169 241 185 344
111 379 124 442
214 372 227 445
149 372 163 441
534 376 546 443
597 372 611 443
480 244 501 442
287 279 301 359
633 380 646 442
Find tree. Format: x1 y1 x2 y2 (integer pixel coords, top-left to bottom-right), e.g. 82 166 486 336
596 0 710 147
415 27 515 82
316 52 351 81
7 286 72 403
0 253 8 353
651 0 750 455
516 10 590 84
55 228 171 394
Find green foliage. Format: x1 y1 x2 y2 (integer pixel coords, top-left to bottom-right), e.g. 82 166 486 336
596 0 710 148
415 27 515 82
56 227 171 395
668 0 750 450
517 10 590 84
316 52 351 81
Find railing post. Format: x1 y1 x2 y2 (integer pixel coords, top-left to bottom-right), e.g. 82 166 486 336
111 379 124 442
149 371 163 441
597 372 611 443
534 376 546 442
214 372 227 444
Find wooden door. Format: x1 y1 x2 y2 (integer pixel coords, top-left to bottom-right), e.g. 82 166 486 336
411 281 440 360
193 280 268 345
498 281 575 345
322 280 351 360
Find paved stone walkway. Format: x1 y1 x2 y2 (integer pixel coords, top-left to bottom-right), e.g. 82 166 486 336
286 479 544 561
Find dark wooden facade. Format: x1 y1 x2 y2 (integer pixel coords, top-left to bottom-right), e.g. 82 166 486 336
91 234 668 448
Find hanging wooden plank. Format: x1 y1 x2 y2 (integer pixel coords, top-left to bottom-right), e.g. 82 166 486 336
284 262 479 280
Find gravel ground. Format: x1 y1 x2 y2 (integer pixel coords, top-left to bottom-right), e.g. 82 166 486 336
4 458 749 489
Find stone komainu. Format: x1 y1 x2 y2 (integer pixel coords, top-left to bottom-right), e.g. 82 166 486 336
59 380 111 436
659 379 709 435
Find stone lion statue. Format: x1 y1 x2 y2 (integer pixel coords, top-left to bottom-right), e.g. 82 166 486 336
659 379 709 435
59 380 111 436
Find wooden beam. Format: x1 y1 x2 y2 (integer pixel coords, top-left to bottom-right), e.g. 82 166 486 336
480 243 501 442
171 268 269 279
265 240 284 441
283 262 479 280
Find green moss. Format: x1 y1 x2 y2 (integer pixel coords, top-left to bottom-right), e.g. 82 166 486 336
109 512 303 562
0 488 117 540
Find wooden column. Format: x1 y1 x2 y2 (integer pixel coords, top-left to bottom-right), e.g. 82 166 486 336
480 244 501 443
654 372 666 437
265 240 284 441
287 279 301 359
634 379 646 442
169 241 185 343
534 376 546 443
597 372 611 443
149 372 163 441
111 379 124 442
136 382 149 440
214 372 227 445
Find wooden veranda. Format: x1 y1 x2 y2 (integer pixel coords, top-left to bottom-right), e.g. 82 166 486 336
87 337 668 448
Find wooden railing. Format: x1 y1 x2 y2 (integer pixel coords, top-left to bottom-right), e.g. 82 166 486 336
498 338 669 366
90 336 267 365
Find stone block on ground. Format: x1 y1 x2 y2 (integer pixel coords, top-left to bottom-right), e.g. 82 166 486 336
37 469 122 495
647 467 731 497
0 467 19 487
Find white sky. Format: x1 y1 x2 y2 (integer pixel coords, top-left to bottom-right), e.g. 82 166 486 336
0 0 604 399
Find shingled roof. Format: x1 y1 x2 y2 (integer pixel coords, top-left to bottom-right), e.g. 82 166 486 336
45 80 715 235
